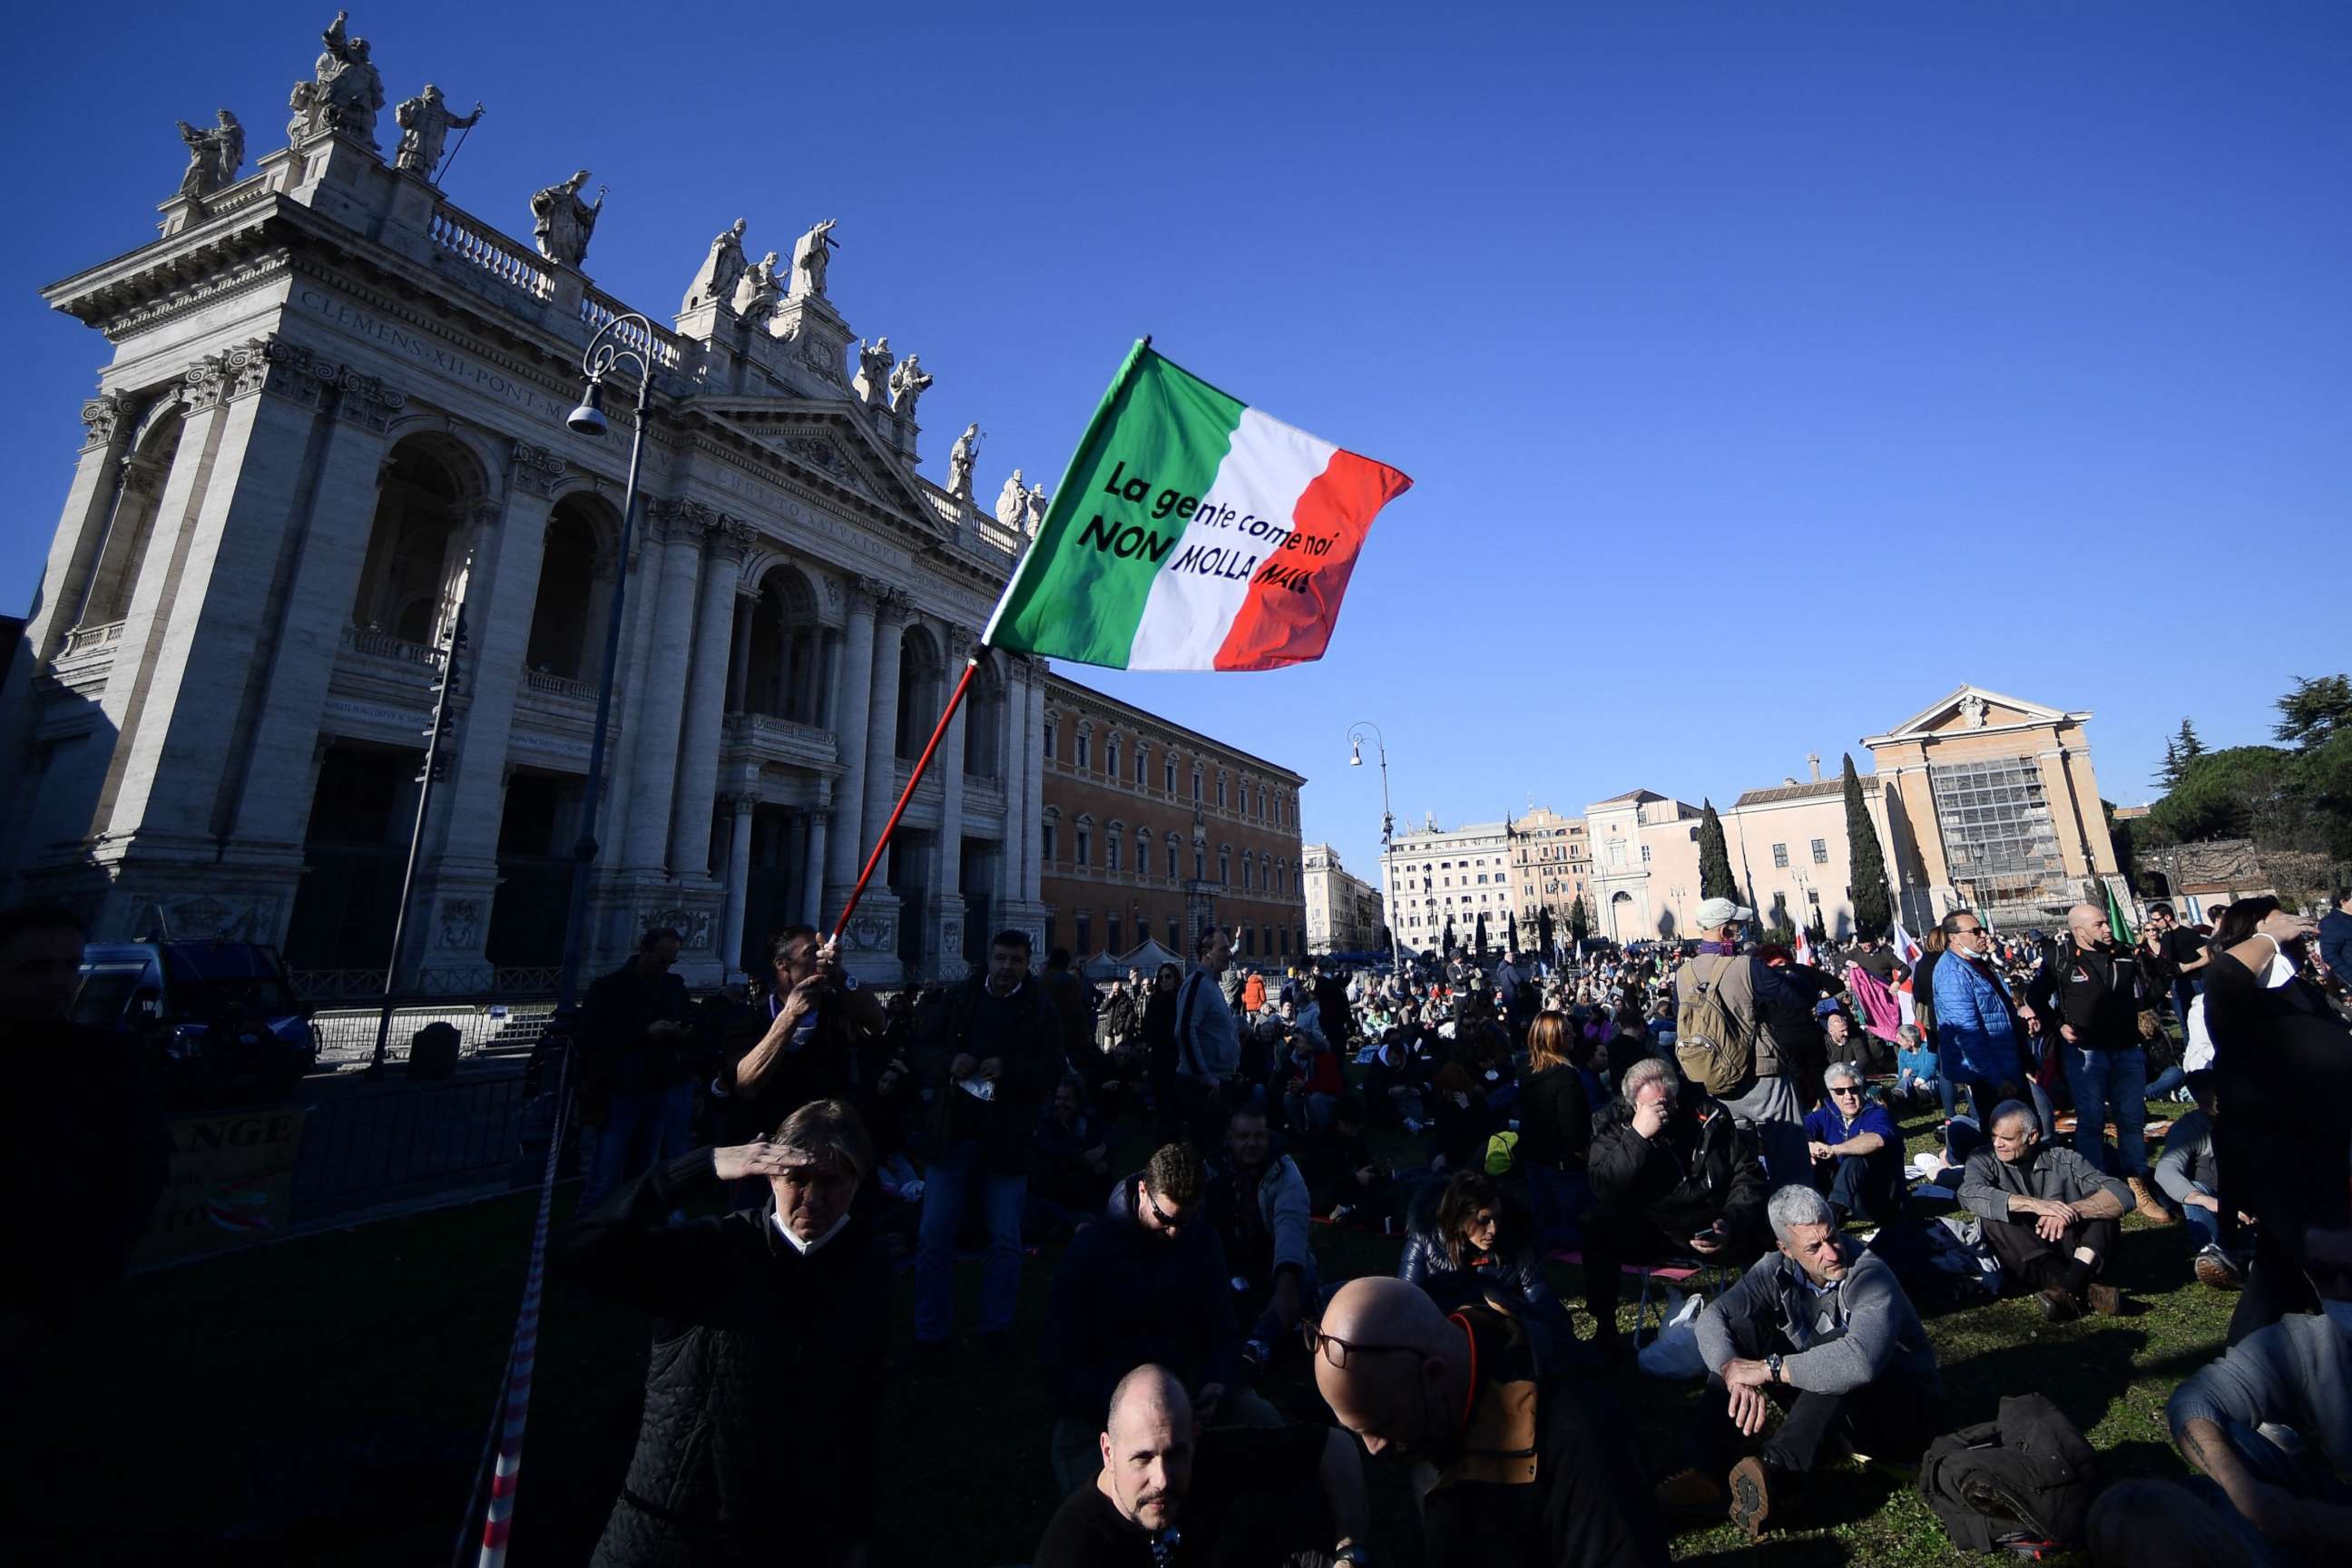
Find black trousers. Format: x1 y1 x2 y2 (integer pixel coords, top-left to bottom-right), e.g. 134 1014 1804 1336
1692 1307 1944 1477
1980 1212 2120 1295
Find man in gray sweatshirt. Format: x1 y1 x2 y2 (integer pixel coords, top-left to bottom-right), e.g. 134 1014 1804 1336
1659 1185 1945 1539
1957 1098 2134 1322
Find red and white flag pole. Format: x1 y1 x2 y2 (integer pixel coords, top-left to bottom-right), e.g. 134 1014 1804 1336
828 651 984 943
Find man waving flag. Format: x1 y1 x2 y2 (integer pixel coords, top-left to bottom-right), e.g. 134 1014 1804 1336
985 339 1412 671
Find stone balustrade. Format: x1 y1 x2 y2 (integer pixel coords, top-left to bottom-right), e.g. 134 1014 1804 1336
426 201 554 300
342 622 443 666
523 668 603 702
722 710 839 769
581 287 683 371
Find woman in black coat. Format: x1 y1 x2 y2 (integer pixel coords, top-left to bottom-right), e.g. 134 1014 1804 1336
1397 1170 1572 1340
1141 961 1184 1144
1517 1011 1593 1247
555 1100 889 1568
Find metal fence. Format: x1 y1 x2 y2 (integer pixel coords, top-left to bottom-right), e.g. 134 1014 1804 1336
289 1066 547 1223
290 966 564 1004
309 1004 556 1069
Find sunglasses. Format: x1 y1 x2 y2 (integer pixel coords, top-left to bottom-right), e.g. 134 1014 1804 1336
1144 1188 1187 1232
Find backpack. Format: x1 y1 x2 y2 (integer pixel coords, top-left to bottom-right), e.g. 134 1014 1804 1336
1917 1393 2105 1554
1673 954 1757 1097
1483 1128 1520 1176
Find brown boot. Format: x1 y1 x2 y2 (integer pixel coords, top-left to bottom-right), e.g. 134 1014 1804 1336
2129 1176 2178 1225
2036 1286 2082 1322
2083 1281 2122 1317
1728 1455 1775 1538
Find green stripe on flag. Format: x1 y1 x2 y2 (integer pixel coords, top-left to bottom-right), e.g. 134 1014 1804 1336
984 345 1247 668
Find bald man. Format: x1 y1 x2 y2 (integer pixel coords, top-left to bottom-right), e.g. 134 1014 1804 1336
2028 902 2171 1221
1310 1279 1668 1567
1034 1364 1368 1566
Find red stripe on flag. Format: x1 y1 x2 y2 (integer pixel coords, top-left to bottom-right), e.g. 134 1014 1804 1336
1211 449 1410 671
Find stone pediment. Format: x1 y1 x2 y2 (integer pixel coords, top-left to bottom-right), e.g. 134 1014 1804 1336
1871 685 2087 744
690 397 944 538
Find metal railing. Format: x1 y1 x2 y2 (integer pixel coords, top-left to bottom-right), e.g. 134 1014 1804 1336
292 966 564 1003
289 1067 541 1221
309 1004 554 1068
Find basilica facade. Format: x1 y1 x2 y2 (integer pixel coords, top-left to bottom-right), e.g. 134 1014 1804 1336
0 17 1052 986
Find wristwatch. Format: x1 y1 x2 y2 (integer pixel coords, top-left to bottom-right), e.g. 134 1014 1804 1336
1766 1353 1785 1384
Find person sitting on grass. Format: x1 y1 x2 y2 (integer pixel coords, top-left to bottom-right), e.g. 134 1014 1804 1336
1310 1276 1671 1567
1398 1170 1573 1340
1031 1074 1112 1240
1298 1094 1393 1229
1892 1022 1944 1112
1803 1062 1905 1230
554 1098 888 1568
2166 1218 2352 1558
1584 1056 1769 1357
1204 1104 1317 1375
1044 1142 1279 1494
1658 1185 1944 1539
1034 1363 1369 1567
2154 1069 2252 1291
1956 1098 2133 1322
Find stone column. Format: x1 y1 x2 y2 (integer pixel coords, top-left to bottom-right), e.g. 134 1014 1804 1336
821 580 881 894
720 791 758 978
857 593 908 889
938 626 973 900
620 501 710 868
667 517 752 877
595 514 668 853
1023 669 1046 902
997 658 1030 912
801 803 829 926
724 592 754 713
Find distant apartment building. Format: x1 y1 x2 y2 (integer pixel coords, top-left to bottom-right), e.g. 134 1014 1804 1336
1302 842 1384 956
1508 806 1592 938
1378 816 1518 956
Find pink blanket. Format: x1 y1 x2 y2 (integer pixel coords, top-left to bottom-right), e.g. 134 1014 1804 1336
1847 964 1904 1044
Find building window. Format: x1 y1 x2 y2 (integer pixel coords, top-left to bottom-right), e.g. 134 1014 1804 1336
1076 913 1092 954
1640 845 1651 863
1219 847 1231 885
1242 926 1257 956
1772 842 1788 868
1139 828 1153 877
1192 769 1202 802
1106 832 1121 873
1076 729 1092 770
1167 916 1181 950
1810 838 1829 865
1165 759 1177 793
1105 738 1120 778
1240 856 1252 890
1107 916 1122 953
1137 749 1150 788
1044 719 1056 760
1167 838 1180 879
1044 818 1058 862
1216 775 1228 808
1074 823 1091 867
1195 848 1206 880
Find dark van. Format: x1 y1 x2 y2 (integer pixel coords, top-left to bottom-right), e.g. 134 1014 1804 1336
73 941 318 1104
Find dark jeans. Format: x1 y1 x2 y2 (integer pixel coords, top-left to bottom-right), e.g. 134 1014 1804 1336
1981 1212 2120 1297
1814 1148 1905 1230
915 1140 1026 1342
1693 1303 1944 1476
1525 1161 1589 1250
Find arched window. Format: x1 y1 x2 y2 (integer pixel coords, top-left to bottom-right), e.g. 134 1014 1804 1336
895 626 943 760
355 436 480 648
78 397 186 629
1138 827 1153 877
1105 736 1121 779
1164 756 1177 793
1240 856 1252 891
1216 773 1228 809
737 567 822 721
1074 814 1093 868
1074 722 1093 771
1042 808 1060 863
1166 834 1181 880
1136 746 1150 788
1218 846 1231 885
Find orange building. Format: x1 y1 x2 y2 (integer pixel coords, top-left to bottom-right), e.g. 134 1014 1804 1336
1038 674 1308 966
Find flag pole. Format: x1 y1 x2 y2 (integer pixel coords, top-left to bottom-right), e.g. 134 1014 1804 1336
828 649 985 944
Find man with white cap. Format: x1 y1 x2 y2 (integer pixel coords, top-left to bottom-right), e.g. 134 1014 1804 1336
1673 897 1815 1189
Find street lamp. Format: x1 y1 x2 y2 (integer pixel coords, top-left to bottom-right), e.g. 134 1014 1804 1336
552 313 658 1018
1347 720 1406 981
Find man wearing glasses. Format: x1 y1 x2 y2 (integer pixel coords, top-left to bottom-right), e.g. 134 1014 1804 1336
1044 1142 1279 1494
1802 1063 1904 1229
1930 910 2049 1132
1310 1277 1670 1566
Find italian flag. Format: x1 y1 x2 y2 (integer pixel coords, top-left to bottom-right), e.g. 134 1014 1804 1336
983 341 1411 671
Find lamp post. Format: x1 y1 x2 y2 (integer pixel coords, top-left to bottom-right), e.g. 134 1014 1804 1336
1347 720 1405 981
551 313 658 1019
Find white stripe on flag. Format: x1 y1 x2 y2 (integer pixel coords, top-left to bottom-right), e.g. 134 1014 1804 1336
1126 408 1336 671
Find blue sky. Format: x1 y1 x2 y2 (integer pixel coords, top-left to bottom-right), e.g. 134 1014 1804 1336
4 2 2345 884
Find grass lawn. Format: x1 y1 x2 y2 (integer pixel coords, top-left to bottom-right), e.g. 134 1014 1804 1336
5 1093 2231 1565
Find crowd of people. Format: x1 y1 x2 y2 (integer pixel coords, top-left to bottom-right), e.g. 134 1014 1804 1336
7 876 2352 1564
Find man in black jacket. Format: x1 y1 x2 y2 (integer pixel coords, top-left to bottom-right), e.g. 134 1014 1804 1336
1583 1056 1769 1356
580 927 694 1209
1045 1142 1253 1494
1 903 169 1415
1313 1277 1671 1566
2031 904 2171 1223
555 1098 888 1568
914 927 1063 1352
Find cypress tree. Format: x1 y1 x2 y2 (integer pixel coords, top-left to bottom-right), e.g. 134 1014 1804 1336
1569 896 1589 943
1698 799 1739 902
1844 752 1891 940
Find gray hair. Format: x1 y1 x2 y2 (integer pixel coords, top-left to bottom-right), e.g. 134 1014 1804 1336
1989 1099 2037 1137
1896 1023 1922 1048
1620 1055 1680 1107
1822 1061 1863 1093
769 1096 873 1179
1767 1184 1837 1246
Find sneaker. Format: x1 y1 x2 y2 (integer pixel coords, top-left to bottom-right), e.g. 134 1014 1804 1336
1653 1467 1726 1514
2195 1246 2243 1290
1727 1455 1773 1539
2083 1282 2122 1317
1328 1204 1354 1223
2036 1286 2082 1323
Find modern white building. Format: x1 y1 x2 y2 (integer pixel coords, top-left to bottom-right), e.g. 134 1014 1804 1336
1379 816 1520 956
0 19 1053 987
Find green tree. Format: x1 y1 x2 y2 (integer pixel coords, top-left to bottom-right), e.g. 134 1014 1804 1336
2275 674 2352 749
2177 717 2207 761
1807 905 1830 947
1697 799 1739 902
2144 746 2308 846
1568 896 1589 944
1537 906 1555 957
1842 753 1891 939
1442 915 1457 956
1475 911 1491 963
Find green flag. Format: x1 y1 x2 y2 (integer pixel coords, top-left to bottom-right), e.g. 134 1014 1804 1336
2103 882 2136 946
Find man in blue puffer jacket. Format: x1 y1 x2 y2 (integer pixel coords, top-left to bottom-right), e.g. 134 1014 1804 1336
1930 910 2050 1134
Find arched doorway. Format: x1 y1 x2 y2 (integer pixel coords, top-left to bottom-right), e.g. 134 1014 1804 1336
1609 890 1635 942
351 438 479 645
737 568 822 721
894 624 943 758
524 495 616 681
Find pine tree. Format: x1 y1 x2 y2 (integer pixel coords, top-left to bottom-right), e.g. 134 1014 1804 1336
1698 799 1739 902
2177 717 2206 762
1568 896 1589 944
1843 753 1891 940
2158 735 2183 791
